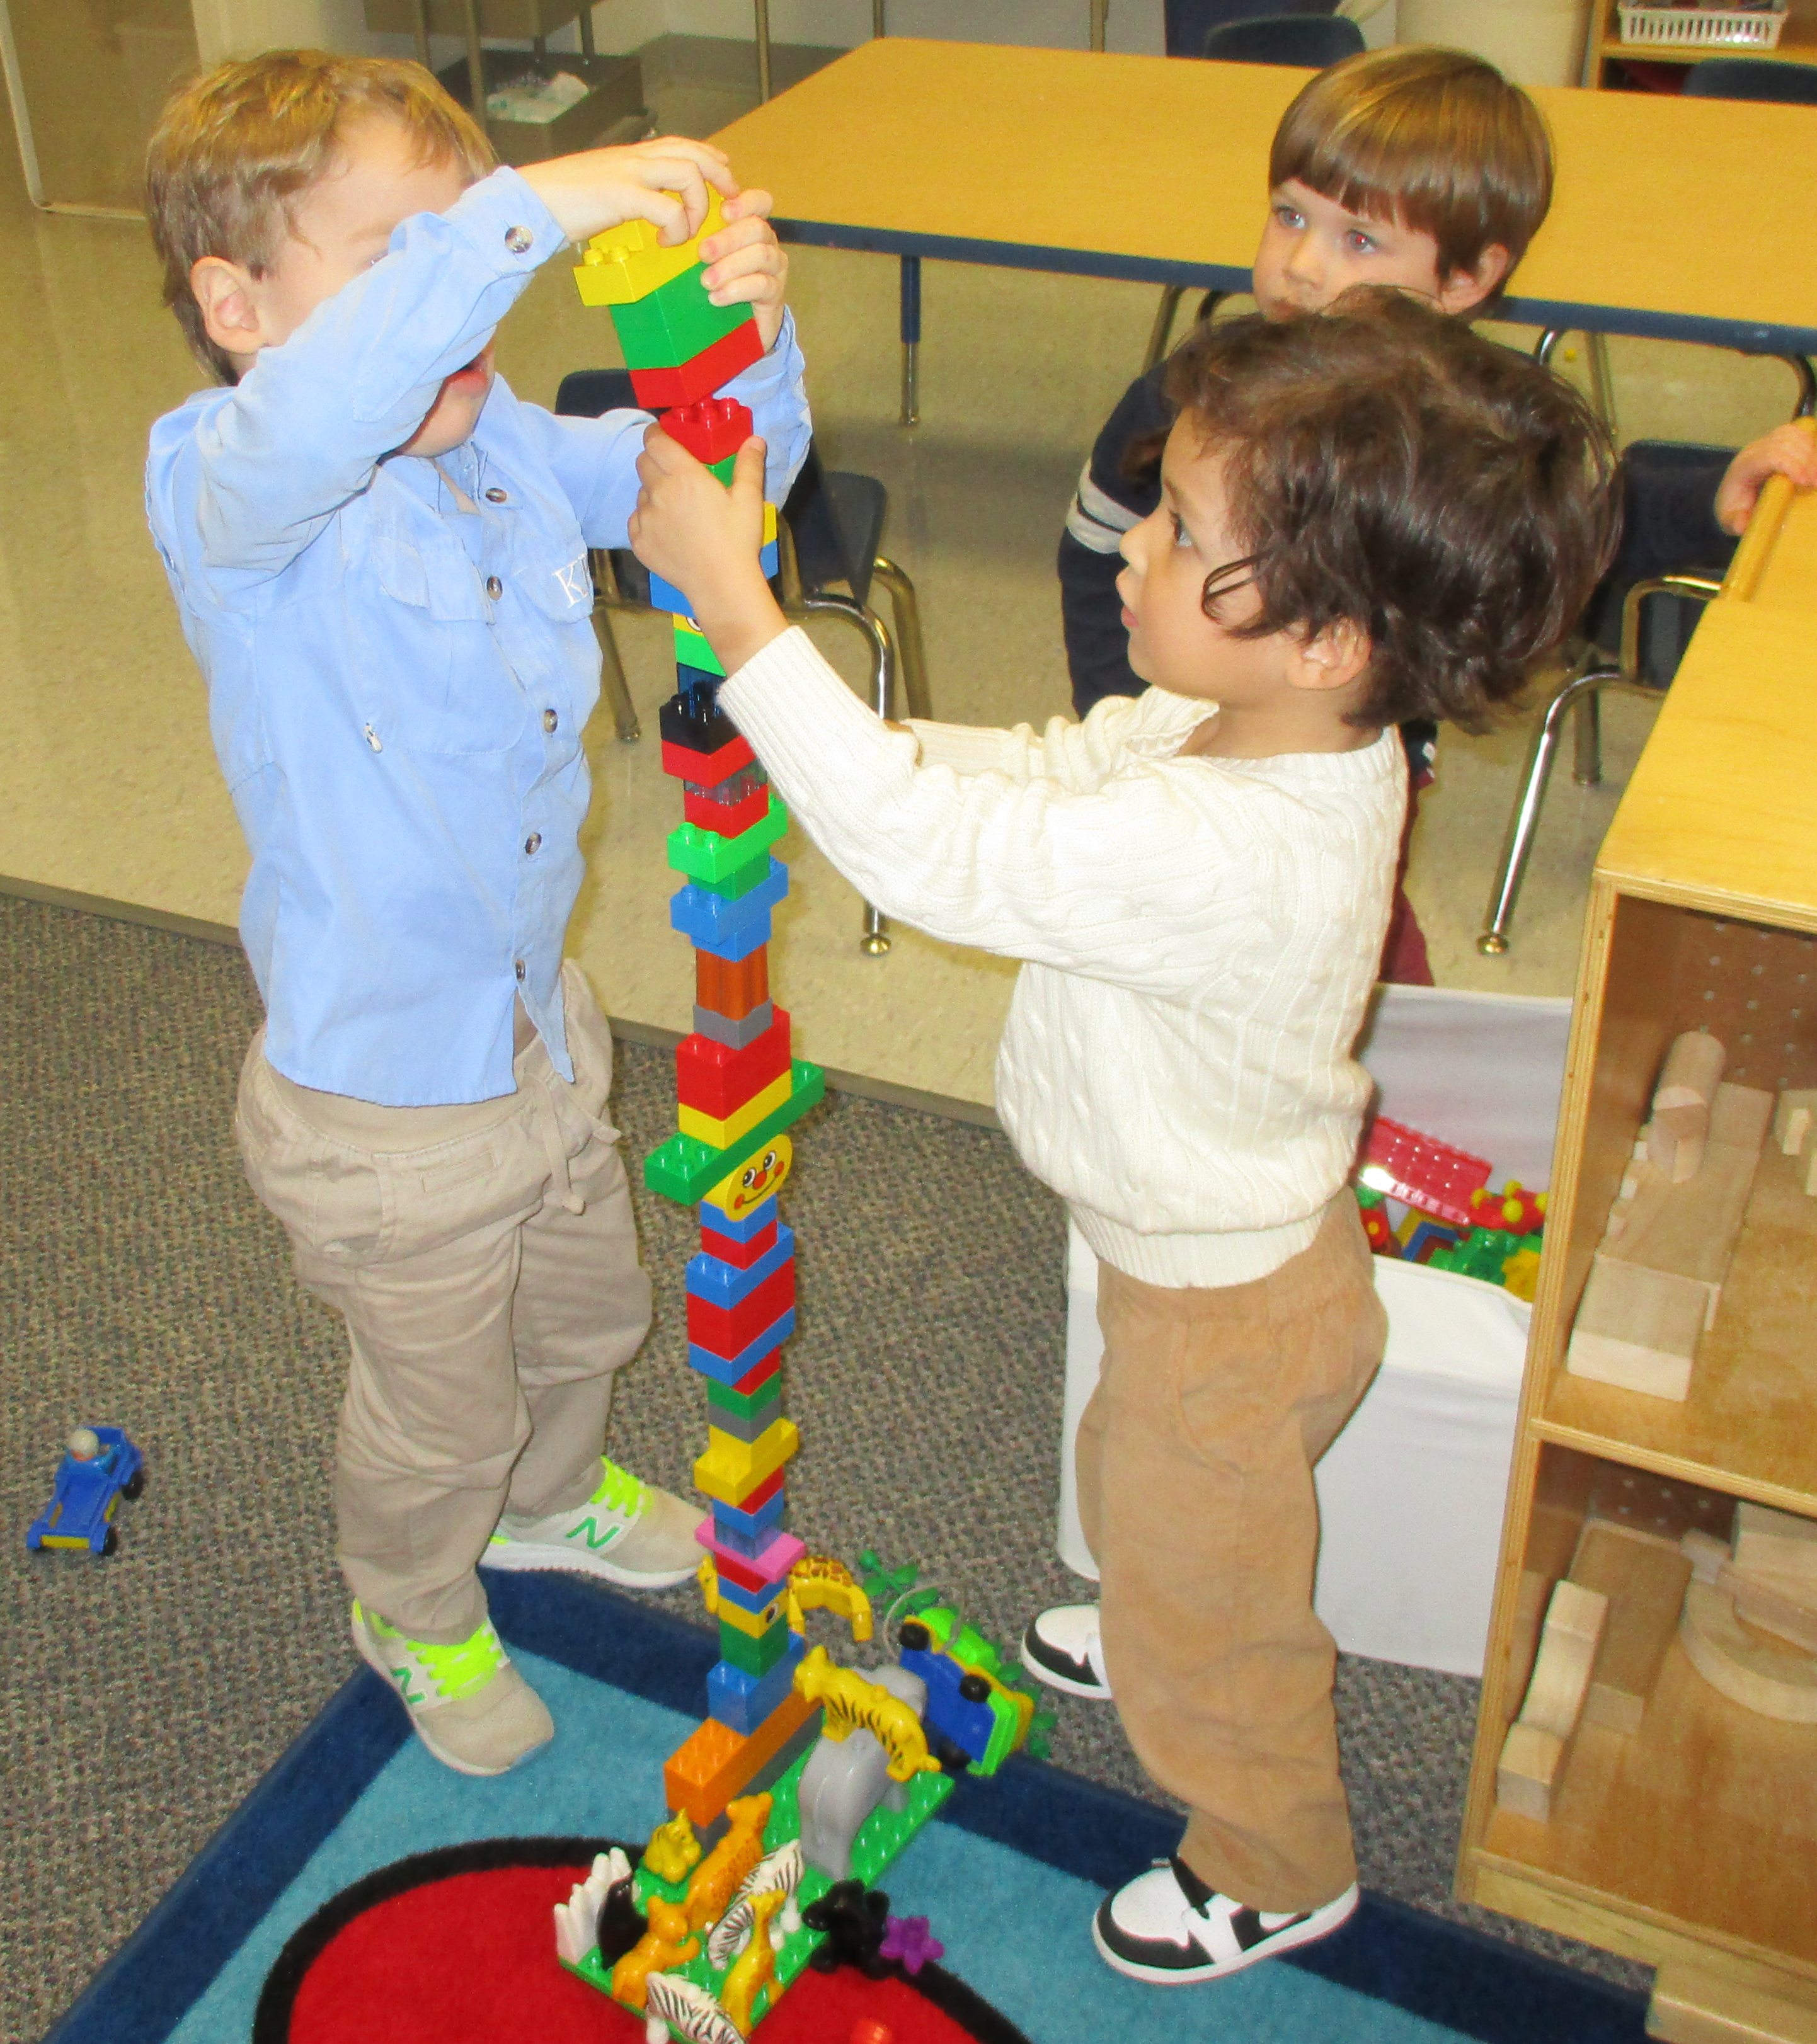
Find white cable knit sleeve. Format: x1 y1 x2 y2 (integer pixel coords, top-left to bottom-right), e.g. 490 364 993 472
722 631 1284 998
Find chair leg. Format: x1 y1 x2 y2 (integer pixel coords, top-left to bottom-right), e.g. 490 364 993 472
1143 286 1185 374
800 593 898 953
1477 664 1619 956
592 564 641 739
1572 685 1603 787
869 555 930 722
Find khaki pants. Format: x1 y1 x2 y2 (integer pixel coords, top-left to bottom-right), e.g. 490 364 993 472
235 964 653 1643
1076 1197 1387 1912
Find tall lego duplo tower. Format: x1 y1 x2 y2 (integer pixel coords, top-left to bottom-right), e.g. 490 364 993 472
574 198 824 1812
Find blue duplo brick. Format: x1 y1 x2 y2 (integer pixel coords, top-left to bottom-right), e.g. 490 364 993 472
686 1225 794 1307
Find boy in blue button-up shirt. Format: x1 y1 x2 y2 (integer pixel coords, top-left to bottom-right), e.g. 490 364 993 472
144 52 811 1776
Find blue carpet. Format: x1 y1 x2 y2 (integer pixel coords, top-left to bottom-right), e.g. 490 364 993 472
43 1573 1649 2044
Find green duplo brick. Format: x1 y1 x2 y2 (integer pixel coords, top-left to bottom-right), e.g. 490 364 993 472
708 1373 783 1424
689 846 775 903
719 1614 794 1677
644 1062 827 1204
708 455 737 486
675 622 726 678
608 265 752 371
667 795 789 888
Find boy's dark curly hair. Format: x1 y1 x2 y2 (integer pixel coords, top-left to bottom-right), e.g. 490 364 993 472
1162 289 1619 732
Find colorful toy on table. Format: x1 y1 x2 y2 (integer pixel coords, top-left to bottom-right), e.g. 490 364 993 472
26 1425 145 1556
1397 1214 1461 1264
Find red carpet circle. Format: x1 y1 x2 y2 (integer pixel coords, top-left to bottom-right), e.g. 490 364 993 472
253 1838 1029 2044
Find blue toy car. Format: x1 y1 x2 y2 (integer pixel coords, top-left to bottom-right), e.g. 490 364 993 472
27 1427 145 1556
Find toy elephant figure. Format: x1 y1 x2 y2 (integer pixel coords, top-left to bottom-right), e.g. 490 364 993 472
797 1664 927 1881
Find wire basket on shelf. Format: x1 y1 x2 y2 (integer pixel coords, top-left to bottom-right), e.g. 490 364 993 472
1616 0 1787 47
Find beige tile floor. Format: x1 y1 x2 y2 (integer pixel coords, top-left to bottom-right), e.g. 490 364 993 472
1 50 1806 1107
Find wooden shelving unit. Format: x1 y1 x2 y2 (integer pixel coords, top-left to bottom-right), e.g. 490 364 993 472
1586 0 1817 87
1457 486 1817 2038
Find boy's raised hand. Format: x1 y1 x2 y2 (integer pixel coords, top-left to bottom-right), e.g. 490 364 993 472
630 430 788 678
1714 420 1817 535
517 135 735 251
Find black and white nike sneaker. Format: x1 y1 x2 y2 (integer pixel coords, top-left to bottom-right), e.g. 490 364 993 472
1020 1604 1112 1700
1093 1854 1358 1985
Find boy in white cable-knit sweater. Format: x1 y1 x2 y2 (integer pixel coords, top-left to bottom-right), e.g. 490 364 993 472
629 293 1617 1987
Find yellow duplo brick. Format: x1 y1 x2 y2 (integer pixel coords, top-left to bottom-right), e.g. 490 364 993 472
714 1592 788 1639
694 1417 801 1505
762 501 778 545
573 191 728 307
678 1071 792 1148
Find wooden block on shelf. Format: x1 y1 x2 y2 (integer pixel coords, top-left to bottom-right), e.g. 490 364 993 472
1566 1255 1706 1401
1722 1564 1817 1656
1647 1031 1726 1183
1772 1087 1817 1160
1680 1580 1817 1723
1494 1577 1610 1820
1734 1501 1817 1588
1495 1720 1566 1825
1596 1085 1773 1325
1650 1964 1817 2044
1568 1524 1692 1735
1682 1527 1731 1583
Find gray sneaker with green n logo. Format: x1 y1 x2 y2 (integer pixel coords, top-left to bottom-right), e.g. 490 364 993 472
351 1604 553 1776
484 1456 699 1589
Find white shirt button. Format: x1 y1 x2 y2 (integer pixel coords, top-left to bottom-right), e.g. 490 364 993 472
363 723 382 751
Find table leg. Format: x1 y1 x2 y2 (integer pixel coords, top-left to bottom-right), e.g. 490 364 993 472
755 0 772 101
874 0 887 31
900 253 921 428
408 0 430 71
459 0 487 128
1091 0 1108 50
578 3 595 57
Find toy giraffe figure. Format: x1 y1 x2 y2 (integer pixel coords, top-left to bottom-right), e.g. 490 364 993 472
718 1887 788 2033
573 192 820 1788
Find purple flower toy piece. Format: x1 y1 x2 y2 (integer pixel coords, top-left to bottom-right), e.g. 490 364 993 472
880 1915 944 1977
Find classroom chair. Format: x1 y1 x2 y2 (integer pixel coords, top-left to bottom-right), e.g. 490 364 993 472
1477 54 1817 952
1683 55 1817 105
1142 11 1366 370
553 369 929 955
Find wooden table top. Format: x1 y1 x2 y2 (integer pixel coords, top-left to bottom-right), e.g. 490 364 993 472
714 38 1817 351
1599 488 1817 928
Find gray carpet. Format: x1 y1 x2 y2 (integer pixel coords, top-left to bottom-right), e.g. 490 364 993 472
0 892 1644 2044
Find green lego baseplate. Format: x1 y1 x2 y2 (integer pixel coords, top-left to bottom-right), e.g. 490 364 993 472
645 1062 825 1204
564 1742 954 2031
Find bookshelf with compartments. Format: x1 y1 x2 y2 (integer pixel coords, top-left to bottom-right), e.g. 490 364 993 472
1455 489 1817 2038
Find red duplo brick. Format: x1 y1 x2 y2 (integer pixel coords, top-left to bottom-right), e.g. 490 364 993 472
662 396 754 465
701 1219 779 1269
731 1352 781 1398
661 732 755 787
629 323 764 409
684 782 771 836
730 1465 784 1513
676 1012 791 1119
687 1262 795 1353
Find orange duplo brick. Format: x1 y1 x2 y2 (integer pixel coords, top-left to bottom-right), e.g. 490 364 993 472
663 1686 819 1827
696 946 769 1021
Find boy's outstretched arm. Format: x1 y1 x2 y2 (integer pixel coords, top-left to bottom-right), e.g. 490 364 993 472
166 141 738 588
631 430 788 671
1714 419 1817 535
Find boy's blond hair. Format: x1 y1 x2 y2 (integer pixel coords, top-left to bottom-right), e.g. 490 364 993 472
1270 46 1552 287
146 50 494 384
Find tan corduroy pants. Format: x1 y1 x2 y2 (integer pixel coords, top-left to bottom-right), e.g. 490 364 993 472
1076 1196 1387 1912
234 964 653 1643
